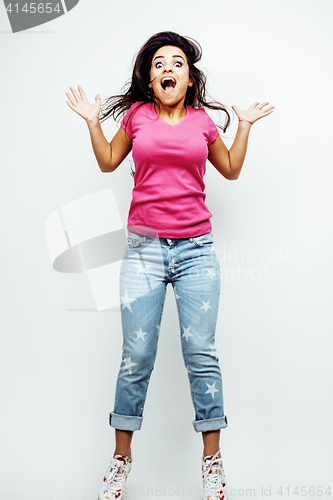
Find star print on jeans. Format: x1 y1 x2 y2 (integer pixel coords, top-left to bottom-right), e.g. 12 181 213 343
200 300 212 312
135 328 147 340
209 344 218 358
122 356 138 374
182 326 194 342
206 268 216 280
134 262 151 274
120 290 135 311
205 382 219 399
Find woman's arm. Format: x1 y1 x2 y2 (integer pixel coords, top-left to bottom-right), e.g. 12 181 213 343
86 119 132 173
208 101 274 181
208 121 251 180
65 85 132 173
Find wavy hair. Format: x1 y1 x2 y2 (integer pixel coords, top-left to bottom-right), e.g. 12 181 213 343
99 31 231 133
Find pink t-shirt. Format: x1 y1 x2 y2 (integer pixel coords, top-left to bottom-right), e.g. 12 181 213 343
121 101 219 238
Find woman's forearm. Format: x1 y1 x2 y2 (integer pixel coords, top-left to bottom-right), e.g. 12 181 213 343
228 121 252 179
86 117 112 172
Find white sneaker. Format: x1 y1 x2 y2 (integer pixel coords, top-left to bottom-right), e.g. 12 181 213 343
98 455 132 500
202 450 228 500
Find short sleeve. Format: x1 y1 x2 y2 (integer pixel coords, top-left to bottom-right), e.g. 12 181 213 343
205 111 219 146
121 102 142 140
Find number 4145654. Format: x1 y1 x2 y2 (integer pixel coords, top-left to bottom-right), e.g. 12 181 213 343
6 3 61 14
277 486 331 496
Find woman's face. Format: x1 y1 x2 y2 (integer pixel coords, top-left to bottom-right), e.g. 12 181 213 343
149 45 193 107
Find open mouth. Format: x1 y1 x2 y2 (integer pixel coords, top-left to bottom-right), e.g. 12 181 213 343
160 76 176 93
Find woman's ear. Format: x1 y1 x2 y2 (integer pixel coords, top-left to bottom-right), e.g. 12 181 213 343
188 79 193 88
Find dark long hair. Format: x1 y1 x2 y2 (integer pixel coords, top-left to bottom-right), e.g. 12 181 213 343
99 31 231 133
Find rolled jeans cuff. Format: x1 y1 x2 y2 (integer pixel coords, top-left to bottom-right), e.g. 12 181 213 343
192 415 228 433
109 412 143 431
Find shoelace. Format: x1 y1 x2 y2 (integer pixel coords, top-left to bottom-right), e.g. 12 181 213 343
202 451 226 494
104 457 130 491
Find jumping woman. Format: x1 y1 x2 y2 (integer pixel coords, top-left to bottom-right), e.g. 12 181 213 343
65 31 274 500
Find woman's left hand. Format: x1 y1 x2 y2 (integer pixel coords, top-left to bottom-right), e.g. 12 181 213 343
231 102 274 125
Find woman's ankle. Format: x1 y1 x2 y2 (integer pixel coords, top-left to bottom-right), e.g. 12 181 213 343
114 429 133 459
113 448 132 458
202 429 221 458
203 447 221 458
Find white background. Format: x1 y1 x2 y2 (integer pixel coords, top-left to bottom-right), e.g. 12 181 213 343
1 0 332 498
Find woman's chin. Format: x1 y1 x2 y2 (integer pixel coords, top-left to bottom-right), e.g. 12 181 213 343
156 94 185 107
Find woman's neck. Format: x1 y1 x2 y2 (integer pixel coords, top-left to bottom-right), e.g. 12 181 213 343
154 102 187 125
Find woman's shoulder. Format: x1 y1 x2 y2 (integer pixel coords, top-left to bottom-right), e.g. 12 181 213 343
123 101 150 120
189 106 210 117
121 102 153 136
188 106 215 123
128 101 149 112
188 106 219 142
122 101 147 122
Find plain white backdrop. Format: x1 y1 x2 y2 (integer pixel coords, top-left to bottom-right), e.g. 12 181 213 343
1 0 332 498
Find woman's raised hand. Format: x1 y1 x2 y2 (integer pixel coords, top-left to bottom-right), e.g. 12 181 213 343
65 85 101 123
231 102 274 125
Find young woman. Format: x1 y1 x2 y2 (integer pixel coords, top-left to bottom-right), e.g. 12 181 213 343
66 31 273 500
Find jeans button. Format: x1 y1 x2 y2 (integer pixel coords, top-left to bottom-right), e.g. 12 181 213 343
190 238 193 243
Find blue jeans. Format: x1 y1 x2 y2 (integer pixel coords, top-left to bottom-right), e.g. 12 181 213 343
109 230 228 433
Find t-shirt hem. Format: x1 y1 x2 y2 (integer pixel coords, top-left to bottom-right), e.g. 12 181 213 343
127 221 212 239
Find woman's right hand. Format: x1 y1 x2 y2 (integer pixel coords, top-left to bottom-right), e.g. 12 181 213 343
65 85 101 123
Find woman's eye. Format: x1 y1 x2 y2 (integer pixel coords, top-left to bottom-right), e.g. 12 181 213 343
155 62 163 68
175 61 182 67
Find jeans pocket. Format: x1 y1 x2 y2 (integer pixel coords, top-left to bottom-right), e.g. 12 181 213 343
127 231 157 249
193 231 214 248
127 231 143 248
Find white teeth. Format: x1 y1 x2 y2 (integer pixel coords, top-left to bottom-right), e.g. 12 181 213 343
161 76 176 84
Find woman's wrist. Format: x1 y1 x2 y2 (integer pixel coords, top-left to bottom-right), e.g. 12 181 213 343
239 118 253 125
86 116 100 128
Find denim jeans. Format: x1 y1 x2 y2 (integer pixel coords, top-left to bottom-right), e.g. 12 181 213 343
109 230 228 433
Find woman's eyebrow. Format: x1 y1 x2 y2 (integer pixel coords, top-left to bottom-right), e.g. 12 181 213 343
153 54 186 62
